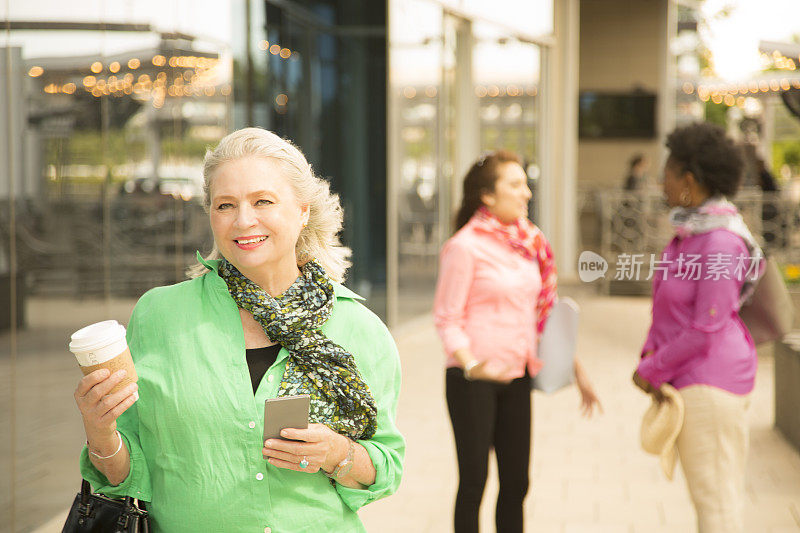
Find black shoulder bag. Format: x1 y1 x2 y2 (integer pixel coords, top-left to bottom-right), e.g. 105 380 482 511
62 479 150 533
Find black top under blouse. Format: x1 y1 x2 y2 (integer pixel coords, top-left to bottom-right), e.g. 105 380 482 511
245 344 281 394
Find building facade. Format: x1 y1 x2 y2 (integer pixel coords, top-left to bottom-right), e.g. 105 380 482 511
1 1 712 530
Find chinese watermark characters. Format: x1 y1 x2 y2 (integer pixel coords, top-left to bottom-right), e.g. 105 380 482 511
579 251 762 282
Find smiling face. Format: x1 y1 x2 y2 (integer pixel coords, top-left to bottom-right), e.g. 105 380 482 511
209 156 309 279
481 161 532 223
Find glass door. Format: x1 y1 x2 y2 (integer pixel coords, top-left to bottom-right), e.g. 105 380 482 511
388 3 545 326
388 0 445 324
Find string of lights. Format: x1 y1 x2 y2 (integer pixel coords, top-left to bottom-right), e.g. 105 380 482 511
27 54 231 107
257 40 297 60
400 85 538 99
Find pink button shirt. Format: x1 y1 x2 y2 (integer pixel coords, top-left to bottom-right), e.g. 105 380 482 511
433 224 543 380
637 228 757 395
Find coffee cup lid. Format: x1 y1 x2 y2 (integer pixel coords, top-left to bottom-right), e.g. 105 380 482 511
69 320 127 354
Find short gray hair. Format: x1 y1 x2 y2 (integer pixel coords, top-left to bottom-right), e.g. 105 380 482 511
188 128 352 282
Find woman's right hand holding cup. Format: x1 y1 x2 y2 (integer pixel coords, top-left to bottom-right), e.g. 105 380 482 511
74 368 138 449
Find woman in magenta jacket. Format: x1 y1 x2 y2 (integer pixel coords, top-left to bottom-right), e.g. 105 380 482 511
434 150 602 533
634 122 763 533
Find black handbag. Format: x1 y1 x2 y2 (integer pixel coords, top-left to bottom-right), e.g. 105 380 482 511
62 479 150 533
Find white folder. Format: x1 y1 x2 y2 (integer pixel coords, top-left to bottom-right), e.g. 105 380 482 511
531 297 579 393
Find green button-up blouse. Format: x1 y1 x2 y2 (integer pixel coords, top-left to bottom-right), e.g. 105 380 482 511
79 257 405 532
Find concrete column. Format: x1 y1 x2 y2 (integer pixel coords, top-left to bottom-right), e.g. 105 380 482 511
545 0 579 280
0 47 25 200
658 0 677 165
776 337 800 453
451 16 480 213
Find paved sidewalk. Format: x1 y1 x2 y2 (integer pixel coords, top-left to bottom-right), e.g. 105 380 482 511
359 290 800 532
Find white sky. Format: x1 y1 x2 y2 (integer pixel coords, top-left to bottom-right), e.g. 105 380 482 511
702 0 800 81
1 0 232 57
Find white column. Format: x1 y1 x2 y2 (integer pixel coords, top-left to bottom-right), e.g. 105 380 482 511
538 46 555 241
659 0 677 165
0 47 24 201
545 0 579 280
451 16 480 214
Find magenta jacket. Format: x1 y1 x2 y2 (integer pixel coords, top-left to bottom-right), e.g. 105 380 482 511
637 228 757 395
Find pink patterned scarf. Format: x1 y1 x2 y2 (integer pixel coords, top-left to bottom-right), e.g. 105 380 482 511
469 206 558 336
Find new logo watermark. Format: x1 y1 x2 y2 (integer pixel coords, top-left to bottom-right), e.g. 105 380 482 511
578 251 608 282
577 251 762 283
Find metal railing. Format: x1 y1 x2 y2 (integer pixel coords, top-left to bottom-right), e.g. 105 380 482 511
3 196 212 299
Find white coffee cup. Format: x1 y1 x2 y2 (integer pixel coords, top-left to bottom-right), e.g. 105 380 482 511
69 320 138 396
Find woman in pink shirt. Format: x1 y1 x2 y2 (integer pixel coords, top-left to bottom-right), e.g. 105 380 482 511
634 122 763 533
434 150 601 533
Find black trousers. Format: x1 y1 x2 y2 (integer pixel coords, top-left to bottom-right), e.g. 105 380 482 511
445 368 532 533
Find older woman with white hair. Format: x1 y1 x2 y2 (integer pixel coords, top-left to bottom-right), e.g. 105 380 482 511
73 127 405 532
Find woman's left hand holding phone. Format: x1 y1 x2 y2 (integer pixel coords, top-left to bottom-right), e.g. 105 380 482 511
262 423 347 474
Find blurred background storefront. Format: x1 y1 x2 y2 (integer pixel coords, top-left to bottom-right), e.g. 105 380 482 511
1 2 561 529
4 0 800 531
387 0 555 323
229 0 558 324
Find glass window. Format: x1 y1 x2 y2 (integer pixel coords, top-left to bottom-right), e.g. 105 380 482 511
389 0 444 323
388 1 545 325
1 5 230 528
438 0 553 37
232 0 388 318
473 20 541 190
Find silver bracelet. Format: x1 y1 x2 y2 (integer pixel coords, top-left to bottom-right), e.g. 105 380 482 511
325 438 355 480
88 430 123 460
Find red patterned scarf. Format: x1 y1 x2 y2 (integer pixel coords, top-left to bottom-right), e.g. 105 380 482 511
469 206 558 336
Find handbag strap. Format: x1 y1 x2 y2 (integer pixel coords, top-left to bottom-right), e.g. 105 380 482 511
79 479 92 506
80 478 148 514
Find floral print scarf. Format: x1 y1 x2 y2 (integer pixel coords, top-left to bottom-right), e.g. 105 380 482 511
218 258 377 440
469 206 558 337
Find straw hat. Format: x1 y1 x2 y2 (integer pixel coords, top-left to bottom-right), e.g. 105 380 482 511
640 383 684 480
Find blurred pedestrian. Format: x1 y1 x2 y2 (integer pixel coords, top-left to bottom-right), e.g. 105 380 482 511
623 153 650 191
633 122 763 533
619 153 650 248
755 155 779 192
754 155 783 247
73 127 404 532
434 150 602 533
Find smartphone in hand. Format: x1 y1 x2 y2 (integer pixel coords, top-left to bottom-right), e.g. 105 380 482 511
263 394 310 441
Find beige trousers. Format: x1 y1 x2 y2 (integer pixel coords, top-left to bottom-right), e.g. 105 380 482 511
676 385 751 533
